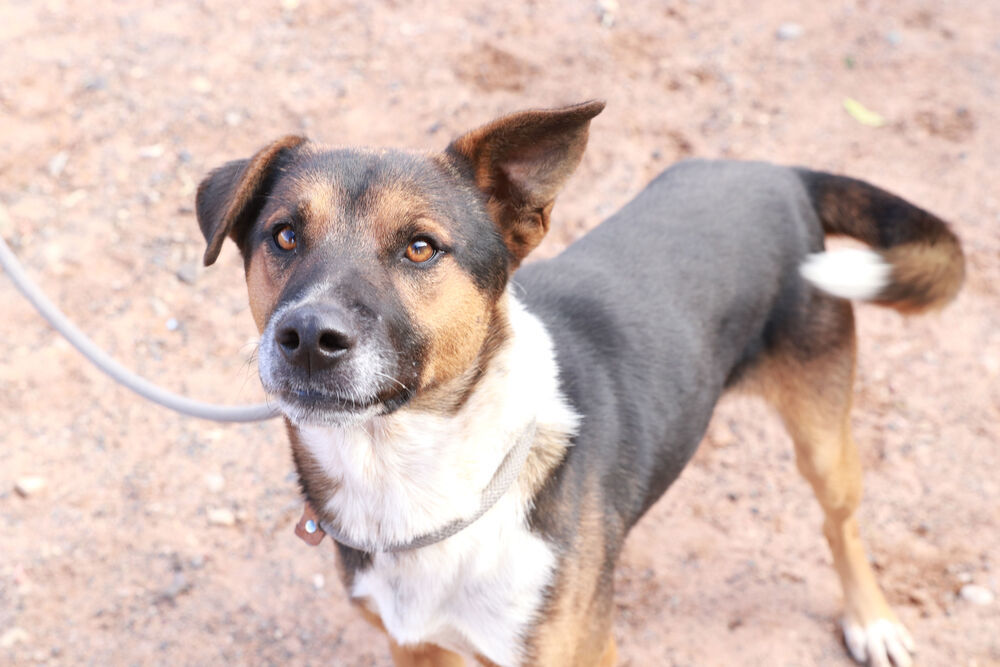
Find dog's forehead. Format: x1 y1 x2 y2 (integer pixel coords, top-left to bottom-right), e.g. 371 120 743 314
275 147 460 234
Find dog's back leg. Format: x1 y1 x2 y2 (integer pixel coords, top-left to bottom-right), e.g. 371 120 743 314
752 296 914 667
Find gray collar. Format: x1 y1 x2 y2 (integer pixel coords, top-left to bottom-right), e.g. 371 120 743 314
294 420 538 553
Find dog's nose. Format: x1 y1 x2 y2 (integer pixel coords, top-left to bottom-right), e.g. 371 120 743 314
274 304 356 372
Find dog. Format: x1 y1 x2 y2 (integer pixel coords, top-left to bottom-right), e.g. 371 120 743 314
195 101 963 666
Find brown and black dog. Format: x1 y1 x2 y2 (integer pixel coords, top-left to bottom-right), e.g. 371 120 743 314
195 102 963 666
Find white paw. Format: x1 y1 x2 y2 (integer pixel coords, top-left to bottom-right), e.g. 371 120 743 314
842 617 915 667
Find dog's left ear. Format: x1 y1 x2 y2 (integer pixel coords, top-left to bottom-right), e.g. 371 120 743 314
196 135 307 266
447 100 605 265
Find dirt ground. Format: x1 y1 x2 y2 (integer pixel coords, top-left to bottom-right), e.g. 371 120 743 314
1 0 998 665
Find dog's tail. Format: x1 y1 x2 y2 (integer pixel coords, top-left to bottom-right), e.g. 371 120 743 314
795 168 965 313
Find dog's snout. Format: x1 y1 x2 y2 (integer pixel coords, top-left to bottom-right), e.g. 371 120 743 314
275 304 356 372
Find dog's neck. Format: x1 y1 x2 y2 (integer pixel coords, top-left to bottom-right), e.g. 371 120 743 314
290 290 579 550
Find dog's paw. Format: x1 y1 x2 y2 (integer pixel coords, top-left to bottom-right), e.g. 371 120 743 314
842 617 915 667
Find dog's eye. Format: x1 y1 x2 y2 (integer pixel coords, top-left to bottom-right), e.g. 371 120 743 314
404 238 436 264
273 225 297 251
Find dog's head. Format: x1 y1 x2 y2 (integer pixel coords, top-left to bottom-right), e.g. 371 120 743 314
196 102 603 425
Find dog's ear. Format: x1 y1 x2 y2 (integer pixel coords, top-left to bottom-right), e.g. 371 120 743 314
196 135 307 266
446 100 604 265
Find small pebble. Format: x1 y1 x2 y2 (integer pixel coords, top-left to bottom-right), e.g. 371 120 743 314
207 508 236 527
149 298 169 318
776 22 804 41
139 144 165 159
0 627 30 648
886 30 903 46
62 189 88 208
175 260 201 285
82 74 107 92
597 0 618 27
204 474 225 493
225 111 243 127
15 476 46 497
158 572 190 601
165 318 180 331
191 76 213 93
959 584 995 606
312 573 325 590
47 152 69 178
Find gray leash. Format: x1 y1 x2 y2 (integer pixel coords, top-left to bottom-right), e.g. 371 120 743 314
311 421 538 553
3 234 539 551
0 235 280 422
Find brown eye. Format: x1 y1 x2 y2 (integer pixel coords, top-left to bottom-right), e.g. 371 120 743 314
273 225 296 251
404 238 436 263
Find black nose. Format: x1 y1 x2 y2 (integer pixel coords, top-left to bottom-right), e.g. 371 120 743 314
274 304 356 373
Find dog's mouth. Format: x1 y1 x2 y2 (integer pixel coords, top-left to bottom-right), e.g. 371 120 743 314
287 389 380 411
273 385 413 424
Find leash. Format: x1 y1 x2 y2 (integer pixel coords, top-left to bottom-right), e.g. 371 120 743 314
295 420 538 553
3 233 533 550
0 234 280 422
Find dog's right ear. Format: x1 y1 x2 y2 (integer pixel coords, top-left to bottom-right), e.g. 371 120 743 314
196 135 307 266
446 101 604 267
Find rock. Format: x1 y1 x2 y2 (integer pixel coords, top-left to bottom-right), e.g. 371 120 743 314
191 76 213 94
157 572 191 602
597 0 618 28
204 474 225 493
886 30 903 46
139 144 165 159
776 22 804 41
0 627 30 648
175 260 201 285
62 189 88 208
149 297 169 317
47 151 69 178
165 318 180 332
82 74 107 92
14 476 46 497
312 573 325 590
207 508 236 527
959 584 995 606
224 110 243 127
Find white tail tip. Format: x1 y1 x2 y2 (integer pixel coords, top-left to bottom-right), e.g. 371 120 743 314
799 248 891 301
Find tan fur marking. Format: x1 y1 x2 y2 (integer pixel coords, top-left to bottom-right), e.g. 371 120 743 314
355 606 465 667
745 317 906 643
245 252 278 333
365 183 455 246
879 241 965 313
402 258 491 395
387 642 466 667
517 422 575 500
529 484 615 666
597 635 618 667
299 176 344 237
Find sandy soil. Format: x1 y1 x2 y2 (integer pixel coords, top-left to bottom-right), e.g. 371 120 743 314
1 1 998 665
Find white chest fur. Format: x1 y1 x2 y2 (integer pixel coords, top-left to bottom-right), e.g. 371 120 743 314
352 491 557 664
296 294 578 665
